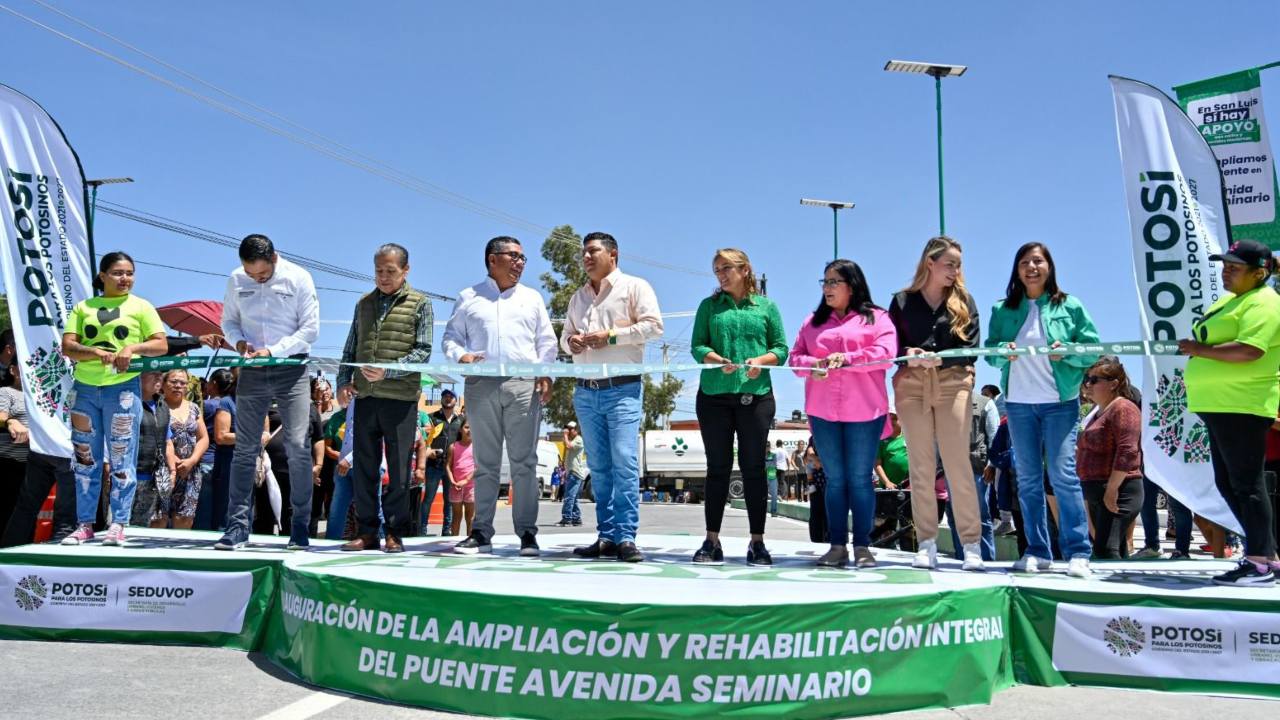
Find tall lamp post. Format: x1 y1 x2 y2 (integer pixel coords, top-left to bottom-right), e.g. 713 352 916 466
85 177 134 268
800 198 855 259
884 60 966 236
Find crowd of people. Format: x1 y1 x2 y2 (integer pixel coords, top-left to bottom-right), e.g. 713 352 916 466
0 231 1277 587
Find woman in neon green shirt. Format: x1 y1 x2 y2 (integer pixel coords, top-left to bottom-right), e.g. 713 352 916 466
1179 240 1280 587
59 252 168 546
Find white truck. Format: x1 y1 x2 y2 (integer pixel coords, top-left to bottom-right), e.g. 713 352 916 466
639 429 810 502
497 440 563 499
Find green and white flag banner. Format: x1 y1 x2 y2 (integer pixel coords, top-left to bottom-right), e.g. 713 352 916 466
1174 66 1280 249
129 340 1183 377
1110 76 1240 534
0 84 93 458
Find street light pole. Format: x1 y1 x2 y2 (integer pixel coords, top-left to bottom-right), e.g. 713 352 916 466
800 198 855 259
934 71 945 235
85 177 134 272
884 60 967 237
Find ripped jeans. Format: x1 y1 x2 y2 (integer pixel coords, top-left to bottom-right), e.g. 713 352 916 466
69 378 143 525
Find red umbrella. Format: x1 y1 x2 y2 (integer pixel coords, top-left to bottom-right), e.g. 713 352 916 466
157 300 231 349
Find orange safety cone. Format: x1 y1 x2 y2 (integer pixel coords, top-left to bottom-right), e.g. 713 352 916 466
33 485 57 543
428 488 445 527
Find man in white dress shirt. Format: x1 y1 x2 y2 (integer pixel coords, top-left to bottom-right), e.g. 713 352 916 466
214 234 320 551
563 232 663 563
442 236 556 556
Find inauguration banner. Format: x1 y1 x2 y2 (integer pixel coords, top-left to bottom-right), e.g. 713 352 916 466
1109 76 1239 533
0 84 92 458
1174 67 1280 249
267 564 1013 720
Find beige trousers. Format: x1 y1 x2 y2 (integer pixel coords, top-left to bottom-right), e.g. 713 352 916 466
893 365 982 545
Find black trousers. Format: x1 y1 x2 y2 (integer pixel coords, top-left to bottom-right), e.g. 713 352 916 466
696 390 775 535
0 452 77 547
1082 477 1144 559
1200 412 1276 558
353 397 417 539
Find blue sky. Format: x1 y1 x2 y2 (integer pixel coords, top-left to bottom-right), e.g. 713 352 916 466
3 1 1278 418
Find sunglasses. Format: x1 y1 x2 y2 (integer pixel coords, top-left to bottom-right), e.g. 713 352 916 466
819 279 848 288
1083 375 1112 385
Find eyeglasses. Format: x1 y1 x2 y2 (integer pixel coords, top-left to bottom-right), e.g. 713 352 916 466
494 251 527 264
1083 375 1110 385
818 279 848 288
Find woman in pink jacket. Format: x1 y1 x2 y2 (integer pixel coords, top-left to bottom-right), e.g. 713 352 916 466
792 259 897 569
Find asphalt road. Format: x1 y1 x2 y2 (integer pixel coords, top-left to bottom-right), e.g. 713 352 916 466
2 500 1276 720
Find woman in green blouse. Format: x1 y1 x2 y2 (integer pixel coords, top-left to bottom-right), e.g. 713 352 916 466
690 248 788 566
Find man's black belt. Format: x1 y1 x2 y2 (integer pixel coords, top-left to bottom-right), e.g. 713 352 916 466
576 375 642 390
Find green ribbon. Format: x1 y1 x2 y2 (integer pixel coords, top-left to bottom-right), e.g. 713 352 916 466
127 355 307 372
125 340 1179 377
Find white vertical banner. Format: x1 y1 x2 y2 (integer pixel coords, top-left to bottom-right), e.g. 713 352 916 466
1109 76 1239 534
0 84 93 458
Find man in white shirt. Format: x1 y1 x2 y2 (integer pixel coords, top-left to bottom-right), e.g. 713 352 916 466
214 234 319 551
563 232 663 563
442 236 556 556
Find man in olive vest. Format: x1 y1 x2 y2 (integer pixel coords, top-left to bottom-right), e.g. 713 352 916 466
336 243 433 552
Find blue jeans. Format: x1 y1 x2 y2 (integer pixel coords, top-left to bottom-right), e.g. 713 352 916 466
768 478 779 515
561 471 584 523
1167 494 1193 555
326 470 354 540
420 465 453 534
224 365 313 543
573 381 643 544
810 415 883 547
1006 399 1092 561
70 378 143 525
948 474 996 560
996 469 1015 512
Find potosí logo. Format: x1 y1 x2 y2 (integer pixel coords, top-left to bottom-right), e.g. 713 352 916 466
52 582 108 597
13 574 48 612
127 585 195 599
1151 624 1223 646
1104 616 1145 657
1136 170 1216 341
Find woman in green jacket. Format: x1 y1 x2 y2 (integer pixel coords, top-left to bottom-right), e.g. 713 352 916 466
985 242 1099 578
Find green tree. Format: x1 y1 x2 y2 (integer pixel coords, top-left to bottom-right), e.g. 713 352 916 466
642 374 684 431
538 225 587 430
0 292 10 335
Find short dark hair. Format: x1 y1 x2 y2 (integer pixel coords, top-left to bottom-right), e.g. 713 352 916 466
583 232 618 254
981 384 1001 397
239 234 275 263
440 389 456 398
375 243 409 268
484 236 520 269
0 328 13 351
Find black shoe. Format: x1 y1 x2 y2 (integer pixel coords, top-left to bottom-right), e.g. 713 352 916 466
571 519 583 526
287 524 310 551
573 539 617 559
617 541 644 563
554 519 574 527
453 532 492 555
519 531 540 557
692 540 724 565
1212 559 1276 587
1169 550 1192 560
746 541 772 566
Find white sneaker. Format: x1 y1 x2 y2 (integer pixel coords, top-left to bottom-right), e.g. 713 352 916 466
962 543 986 572
1067 557 1093 578
912 539 938 569
1011 554 1053 573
